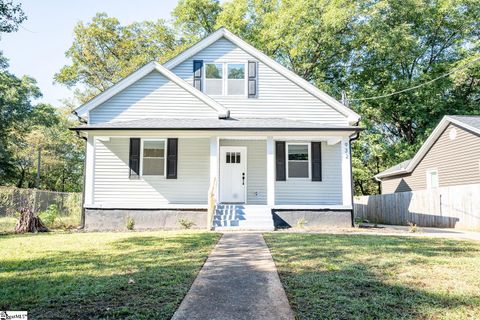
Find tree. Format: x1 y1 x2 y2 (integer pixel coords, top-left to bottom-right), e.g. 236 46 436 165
348 0 480 193
8 105 84 192
55 13 181 103
172 0 221 39
0 59 41 182
0 0 26 33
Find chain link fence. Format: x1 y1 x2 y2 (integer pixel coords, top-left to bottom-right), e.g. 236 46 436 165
0 187 82 217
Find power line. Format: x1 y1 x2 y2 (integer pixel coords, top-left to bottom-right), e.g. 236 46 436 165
350 56 480 101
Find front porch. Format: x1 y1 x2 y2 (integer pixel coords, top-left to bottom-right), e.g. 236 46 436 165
81 128 356 230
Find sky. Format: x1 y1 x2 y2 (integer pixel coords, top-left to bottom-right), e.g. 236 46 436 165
1 0 181 107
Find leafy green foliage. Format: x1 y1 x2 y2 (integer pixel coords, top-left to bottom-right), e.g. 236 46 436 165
0 0 26 33
172 0 221 39
38 204 59 226
126 216 135 230
55 13 182 103
178 218 196 229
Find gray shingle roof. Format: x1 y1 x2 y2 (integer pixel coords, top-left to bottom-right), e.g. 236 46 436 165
448 115 480 131
72 118 362 131
376 159 411 178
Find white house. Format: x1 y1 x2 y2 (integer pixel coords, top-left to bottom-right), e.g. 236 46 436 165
72 28 361 231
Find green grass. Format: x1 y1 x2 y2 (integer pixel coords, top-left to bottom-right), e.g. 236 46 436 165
0 231 220 319
0 216 18 233
264 233 480 320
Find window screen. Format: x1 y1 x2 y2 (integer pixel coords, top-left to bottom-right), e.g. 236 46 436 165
227 64 245 95
142 140 165 175
205 63 223 95
288 144 309 178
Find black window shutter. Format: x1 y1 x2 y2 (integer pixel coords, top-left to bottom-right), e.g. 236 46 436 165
248 61 257 98
193 60 203 91
311 142 322 181
129 138 140 179
167 138 178 179
275 141 286 181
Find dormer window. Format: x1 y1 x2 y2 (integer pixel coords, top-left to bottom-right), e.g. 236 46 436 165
227 64 245 95
204 62 246 96
205 63 223 95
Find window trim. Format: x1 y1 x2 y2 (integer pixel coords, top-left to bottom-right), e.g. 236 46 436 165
286 142 311 180
426 168 439 189
203 61 247 97
140 138 167 177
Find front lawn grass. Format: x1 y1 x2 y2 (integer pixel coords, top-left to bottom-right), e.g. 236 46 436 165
264 233 480 320
0 231 220 319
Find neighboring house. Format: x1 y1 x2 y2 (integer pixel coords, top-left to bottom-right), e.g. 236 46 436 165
72 28 361 231
376 115 480 194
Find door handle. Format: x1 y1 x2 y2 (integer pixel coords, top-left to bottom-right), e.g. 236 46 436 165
242 172 245 185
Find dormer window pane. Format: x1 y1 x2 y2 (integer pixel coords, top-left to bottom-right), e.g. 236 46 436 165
227 64 245 95
205 63 223 95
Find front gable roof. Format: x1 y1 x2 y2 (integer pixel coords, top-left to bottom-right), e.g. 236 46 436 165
74 61 230 119
376 115 480 180
164 27 360 124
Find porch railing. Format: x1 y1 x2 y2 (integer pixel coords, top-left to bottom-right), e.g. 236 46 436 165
207 177 216 230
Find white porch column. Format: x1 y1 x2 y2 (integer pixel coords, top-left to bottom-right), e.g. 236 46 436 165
341 137 353 207
266 136 275 206
84 135 95 206
210 136 220 200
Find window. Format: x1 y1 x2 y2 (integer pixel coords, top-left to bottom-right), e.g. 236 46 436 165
227 64 245 95
426 169 439 189
204 62 246 96
287 144 310 178
141 140 165 176
205 63 223 95
226 152 241 164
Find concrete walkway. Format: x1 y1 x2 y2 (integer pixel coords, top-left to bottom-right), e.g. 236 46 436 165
172 233 294 320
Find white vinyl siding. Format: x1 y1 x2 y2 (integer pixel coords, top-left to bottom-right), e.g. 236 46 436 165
220 140 267 204
172 38 349 125
275 142 343 205
90 71 218 124
93 137 210 206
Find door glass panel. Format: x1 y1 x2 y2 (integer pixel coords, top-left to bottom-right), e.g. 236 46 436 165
226 152 230 163
236 153 241 163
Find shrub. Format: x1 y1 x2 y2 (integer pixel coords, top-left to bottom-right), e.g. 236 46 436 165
178 218 195 229
407 221 418 233
39 204 59 226
296 217 307 229
126 216 135 230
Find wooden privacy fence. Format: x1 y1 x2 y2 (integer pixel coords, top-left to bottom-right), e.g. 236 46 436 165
354 183 480 230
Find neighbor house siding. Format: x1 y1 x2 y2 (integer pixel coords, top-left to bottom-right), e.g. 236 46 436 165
381 123 480 194
171 38 348 125
275 142 343 205
90 71 218 124
93 137 210 206
220 139 267 204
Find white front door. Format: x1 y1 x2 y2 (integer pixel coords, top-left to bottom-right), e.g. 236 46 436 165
220 147 247 203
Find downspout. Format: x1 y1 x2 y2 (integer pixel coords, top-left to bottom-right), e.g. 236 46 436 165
349 122 361 227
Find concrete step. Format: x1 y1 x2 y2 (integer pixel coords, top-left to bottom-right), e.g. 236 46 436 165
212 204 274 231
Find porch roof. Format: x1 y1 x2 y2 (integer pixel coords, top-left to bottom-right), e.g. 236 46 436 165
72 118 362 131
